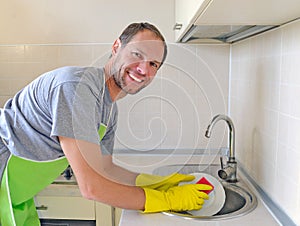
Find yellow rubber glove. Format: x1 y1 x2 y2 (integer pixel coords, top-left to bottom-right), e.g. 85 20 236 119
136 173 195 191
142 184 212 213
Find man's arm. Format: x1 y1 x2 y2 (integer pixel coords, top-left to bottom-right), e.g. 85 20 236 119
100 154 138 185
59 136 145 210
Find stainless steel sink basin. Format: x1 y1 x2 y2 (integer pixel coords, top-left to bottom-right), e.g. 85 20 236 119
153 164 257 220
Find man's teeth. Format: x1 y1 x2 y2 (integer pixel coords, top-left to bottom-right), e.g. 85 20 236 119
128 73 142 83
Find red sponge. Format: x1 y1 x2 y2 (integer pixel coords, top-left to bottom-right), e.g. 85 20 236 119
196 177 214 194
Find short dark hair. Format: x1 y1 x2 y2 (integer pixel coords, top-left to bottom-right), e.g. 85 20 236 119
118 22 167 68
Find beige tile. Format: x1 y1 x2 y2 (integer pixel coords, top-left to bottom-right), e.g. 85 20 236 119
57 45 94 66
0 79 11 95
24 45 45 62
282 20 300 54
281 54 300 85
0 62 22 79
15 62 46 80
230 19 300 225
0 96 12 107
0 45 25 62
290 85 300 118
262 28 282 57
289 118 300 149
9 79 31 94
91 44 111 67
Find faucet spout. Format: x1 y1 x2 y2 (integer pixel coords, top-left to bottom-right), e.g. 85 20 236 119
205 114 237 182
205 114 235 161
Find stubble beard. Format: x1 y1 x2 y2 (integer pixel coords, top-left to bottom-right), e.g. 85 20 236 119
112 69 146 95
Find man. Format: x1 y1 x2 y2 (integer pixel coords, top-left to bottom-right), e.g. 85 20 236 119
0 22 211 225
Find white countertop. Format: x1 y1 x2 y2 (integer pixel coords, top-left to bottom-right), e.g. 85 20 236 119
119 187 279 226
119 204 279 226
115 152 281 226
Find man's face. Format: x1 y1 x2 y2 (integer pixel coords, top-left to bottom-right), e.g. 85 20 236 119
111 30 165 95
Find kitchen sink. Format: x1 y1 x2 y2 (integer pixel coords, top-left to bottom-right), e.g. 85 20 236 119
153 164 257 220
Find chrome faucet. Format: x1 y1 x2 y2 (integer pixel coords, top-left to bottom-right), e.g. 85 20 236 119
205 114 238 182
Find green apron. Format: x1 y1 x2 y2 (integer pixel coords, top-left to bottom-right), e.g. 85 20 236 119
0 124 108 226
0 155 69 226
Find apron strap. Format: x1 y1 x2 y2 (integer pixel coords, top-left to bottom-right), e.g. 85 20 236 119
0 166 16 226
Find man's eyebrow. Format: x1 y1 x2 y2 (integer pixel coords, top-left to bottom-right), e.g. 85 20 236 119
135 47 146 56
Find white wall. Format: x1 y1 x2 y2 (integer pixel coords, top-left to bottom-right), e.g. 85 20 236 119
230 19 300 225
0 0 174 44
0 1 230 152
115 44 229 151
0 43 230 151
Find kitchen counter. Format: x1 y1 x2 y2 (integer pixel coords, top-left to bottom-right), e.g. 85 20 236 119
120 204 279 226
114 151 281 226
119 176 280 226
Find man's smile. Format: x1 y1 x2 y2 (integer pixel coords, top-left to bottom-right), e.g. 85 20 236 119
127 71 143 83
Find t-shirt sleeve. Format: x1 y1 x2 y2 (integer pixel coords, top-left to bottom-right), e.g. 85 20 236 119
49 82 100 145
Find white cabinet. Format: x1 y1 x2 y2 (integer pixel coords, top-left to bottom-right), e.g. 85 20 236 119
174 0 211 41
35 184 121 226
195 0 300 25
174 0 300 42
95 202 112 226
35 196 95 220
95 203 122 226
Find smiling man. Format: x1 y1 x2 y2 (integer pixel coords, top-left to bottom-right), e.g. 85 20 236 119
0 22 211 225
107 24 166 97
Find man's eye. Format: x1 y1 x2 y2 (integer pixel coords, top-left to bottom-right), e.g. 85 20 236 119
132 51 142 58
150 62 158 68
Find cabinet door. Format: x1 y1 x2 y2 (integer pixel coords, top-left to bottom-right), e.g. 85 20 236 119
113 207 122 226
95 203 122 226
174 0 211 41
35 196 95 220
195 0 300 25
95 202 112 226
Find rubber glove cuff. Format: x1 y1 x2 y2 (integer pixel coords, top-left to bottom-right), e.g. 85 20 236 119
136 173 195 191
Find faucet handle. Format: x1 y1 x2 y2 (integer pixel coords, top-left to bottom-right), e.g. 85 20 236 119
218 157 238 183
220 157 224 169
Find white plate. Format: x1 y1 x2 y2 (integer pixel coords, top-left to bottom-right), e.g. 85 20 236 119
179 172 226 216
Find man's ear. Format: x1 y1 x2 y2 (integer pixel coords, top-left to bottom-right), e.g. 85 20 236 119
112 39 121 55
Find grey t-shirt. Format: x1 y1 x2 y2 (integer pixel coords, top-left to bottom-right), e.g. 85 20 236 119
0 66 118 180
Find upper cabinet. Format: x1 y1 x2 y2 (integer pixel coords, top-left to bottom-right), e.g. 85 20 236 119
174 0 211 41
174 0 300 43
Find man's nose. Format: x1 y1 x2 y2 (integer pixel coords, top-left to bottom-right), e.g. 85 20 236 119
137 61 148 75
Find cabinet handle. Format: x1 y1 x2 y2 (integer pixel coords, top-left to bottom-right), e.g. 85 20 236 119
111 206 115 226
36 205 48 211
173 23 183 30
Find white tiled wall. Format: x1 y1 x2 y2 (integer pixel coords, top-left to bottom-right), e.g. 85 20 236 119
0 44 111 106
230 19 300 225
0 43 230 151
115 44 230 151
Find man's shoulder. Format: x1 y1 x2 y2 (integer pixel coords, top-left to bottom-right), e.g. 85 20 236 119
42 66 104 86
